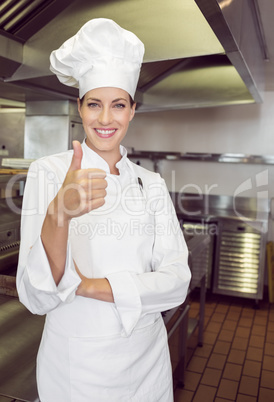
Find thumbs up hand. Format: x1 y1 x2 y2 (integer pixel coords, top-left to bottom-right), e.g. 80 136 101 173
69 139 83 171
54 141 107 222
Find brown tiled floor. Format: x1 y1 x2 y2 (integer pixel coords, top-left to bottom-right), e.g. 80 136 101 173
174 293 274 402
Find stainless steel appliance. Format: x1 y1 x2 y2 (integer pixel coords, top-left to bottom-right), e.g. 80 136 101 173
172 192 269 302
0 197 22 276
0 294 44 402
164 232 210 388
181 221 217 289
0 0 268 111
213 218 267 299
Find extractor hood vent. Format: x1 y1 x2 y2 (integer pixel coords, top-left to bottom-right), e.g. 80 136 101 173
0 0 268 110
0 0 73 42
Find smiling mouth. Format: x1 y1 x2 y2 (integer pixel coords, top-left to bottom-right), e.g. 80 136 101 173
95 128 117 138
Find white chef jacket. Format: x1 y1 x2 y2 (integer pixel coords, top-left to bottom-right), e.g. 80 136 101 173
16 141 191 402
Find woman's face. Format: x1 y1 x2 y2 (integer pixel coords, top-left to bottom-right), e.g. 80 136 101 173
78 87 136 158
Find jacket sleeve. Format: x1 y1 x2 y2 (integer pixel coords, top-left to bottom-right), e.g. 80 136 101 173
106 177 191 336
16 161 81 315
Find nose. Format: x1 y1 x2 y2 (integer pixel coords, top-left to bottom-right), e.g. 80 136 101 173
98 107 113 125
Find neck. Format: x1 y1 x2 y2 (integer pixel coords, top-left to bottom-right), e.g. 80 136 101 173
85 140 122 175
110 165 120 175
99 149 121 175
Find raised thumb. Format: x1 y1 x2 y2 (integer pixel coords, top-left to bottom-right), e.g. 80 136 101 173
69 140 83 171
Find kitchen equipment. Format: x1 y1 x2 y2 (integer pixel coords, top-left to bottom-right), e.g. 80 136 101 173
0 0 268 110
171 192 269 301
181 221 217 288
0 196 22 276
0 295 44 402
165 232 209 388
213 218 267 300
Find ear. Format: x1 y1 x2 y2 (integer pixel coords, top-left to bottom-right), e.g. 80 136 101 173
77 98 82 118
129 102 136 122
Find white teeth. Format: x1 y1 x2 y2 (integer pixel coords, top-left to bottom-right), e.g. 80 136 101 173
96 129 116 134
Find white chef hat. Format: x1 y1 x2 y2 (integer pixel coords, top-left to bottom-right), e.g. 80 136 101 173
49 18 145 99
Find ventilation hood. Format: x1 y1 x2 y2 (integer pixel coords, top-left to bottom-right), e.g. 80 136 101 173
0 0 268 111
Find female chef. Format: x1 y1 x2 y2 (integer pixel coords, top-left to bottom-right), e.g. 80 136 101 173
16 18 191 402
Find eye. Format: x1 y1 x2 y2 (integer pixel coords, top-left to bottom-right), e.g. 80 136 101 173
114 103 126 109
87 102 99 108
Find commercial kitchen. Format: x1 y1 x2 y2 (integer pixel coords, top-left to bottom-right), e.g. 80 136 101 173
0 0 274 401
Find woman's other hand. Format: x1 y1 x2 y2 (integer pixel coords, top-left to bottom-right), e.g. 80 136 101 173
74 262 114 303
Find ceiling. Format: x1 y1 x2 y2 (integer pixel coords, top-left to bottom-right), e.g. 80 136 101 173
0 0 273 112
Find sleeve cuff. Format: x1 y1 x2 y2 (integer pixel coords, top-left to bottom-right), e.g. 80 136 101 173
27 236 81 303
106 271 142 337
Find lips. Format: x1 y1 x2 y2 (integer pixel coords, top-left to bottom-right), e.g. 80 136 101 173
95 128 117 138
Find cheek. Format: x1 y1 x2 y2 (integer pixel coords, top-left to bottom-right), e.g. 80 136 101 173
123 110 134 125
121 117 130 130
81 112 94 125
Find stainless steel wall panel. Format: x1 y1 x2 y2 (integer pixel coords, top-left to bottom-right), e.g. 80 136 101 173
25 100 79 116
24 100 83 159
24 115 69 159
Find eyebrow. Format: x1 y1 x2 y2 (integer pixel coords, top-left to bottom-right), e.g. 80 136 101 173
86 97 128 103
112 98 128 103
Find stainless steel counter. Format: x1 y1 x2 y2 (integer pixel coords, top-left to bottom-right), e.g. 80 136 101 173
170 192 269 222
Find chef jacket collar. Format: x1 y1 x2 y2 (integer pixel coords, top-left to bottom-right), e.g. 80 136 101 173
81 140 128 174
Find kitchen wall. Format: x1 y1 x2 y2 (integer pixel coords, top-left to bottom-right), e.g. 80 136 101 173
124 91 274 239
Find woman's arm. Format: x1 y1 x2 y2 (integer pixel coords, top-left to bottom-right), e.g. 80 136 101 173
17 141 107 315
16 158 81 315
41 212 69 286
41 141 107 285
